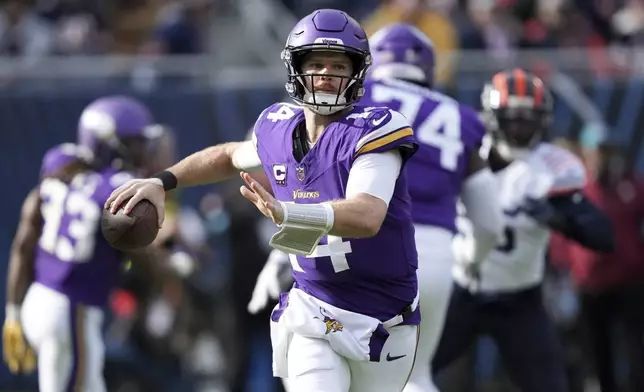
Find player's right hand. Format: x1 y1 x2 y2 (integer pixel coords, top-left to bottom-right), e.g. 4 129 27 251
2 320 36 374
239 172 285 225
105 179 166 228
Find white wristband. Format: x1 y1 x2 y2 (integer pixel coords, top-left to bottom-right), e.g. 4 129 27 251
5 304 20 321
279 202 334 231
269 202 335 256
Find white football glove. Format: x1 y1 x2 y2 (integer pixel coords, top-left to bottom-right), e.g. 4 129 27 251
247 249 292 314
453 214 482 292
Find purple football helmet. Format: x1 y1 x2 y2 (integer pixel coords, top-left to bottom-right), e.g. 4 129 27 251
77 95 161 170
40 143 93 178
282 9 372 115
369 23 435 87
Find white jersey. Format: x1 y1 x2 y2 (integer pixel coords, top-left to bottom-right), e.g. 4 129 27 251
453 142 587 292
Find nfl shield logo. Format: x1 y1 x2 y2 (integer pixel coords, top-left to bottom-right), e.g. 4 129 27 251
296 166 305 181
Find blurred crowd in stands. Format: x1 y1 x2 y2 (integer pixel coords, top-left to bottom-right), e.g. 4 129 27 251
0 0 210 59
3 0 644 61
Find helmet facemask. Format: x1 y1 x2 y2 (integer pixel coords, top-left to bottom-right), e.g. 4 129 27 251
481 81 553 160
282 44 372 115
492 112 547 160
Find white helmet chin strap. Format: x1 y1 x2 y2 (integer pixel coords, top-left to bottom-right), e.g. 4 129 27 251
301 91 349 115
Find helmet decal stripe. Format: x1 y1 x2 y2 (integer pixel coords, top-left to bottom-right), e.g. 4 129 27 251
492 72 509 107
513 68 527 97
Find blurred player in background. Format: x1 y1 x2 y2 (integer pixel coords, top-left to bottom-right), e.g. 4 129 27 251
3 143 89 377
107 9 423 392
360 23 504 392
3 96 164 392
432 69 616 392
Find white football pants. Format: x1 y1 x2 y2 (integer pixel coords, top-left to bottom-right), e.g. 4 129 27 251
21 282 106 392
282 324 418 392
403 225 455 392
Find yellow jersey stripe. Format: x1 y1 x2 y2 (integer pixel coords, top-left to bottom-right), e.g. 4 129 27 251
355 127 413 157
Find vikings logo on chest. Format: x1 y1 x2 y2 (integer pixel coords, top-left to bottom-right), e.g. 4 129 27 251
296 166 305 182
272 164 307 186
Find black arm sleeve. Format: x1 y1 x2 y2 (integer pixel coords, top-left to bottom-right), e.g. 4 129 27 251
547 192 616 253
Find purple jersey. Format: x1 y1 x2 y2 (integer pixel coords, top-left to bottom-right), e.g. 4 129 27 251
254 103 420 323
361 78 486 232
34 169 133 306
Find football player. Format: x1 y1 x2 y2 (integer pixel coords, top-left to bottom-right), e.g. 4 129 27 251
360 23 504 392
4 96 164 392
106 9 422 392
432 69 615 392
3 143 90 377
248 23 505 392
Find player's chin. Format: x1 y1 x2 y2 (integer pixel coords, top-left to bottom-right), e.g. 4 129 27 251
316 88 340 96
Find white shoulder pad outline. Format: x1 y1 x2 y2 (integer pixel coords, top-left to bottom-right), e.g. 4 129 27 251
249 109 265 151
535 143 587 194
550 158 587 194
251 128 258 149
354 109 413 156
245 123 258 151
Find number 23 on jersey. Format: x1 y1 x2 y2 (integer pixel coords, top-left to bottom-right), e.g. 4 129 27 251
39 177 101 263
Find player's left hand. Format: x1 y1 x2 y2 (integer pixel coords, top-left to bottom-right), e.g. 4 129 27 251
452 231 481 291
2 320 36 374
247 255 286 314
239 172 284 225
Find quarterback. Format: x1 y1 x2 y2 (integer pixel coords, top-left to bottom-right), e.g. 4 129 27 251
361 23 504 392
247 23 505 392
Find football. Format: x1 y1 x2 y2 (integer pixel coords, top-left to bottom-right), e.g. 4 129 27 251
101 198 159 251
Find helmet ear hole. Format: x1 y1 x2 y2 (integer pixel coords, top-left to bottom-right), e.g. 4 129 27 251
346 52 363 75
290 52 305 73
